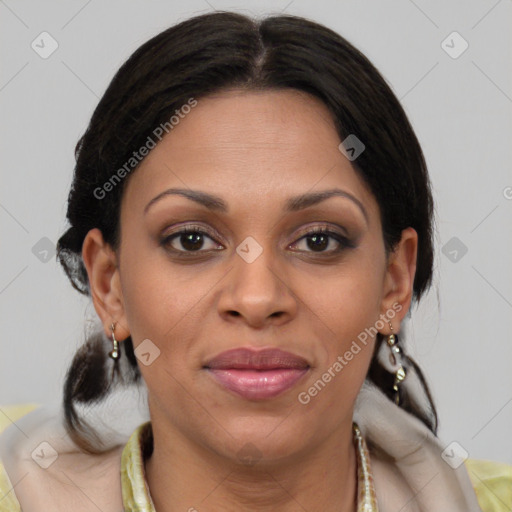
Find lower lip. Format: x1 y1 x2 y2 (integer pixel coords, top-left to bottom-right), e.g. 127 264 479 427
206 368 309 400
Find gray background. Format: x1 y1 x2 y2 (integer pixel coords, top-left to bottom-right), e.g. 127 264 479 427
1 0 511 464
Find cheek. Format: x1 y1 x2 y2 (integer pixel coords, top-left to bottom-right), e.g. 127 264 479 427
297 250 384 401
118 236 180 346
306 253 384 346
118 239 217 365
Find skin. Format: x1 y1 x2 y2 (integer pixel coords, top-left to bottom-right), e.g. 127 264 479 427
82 89 417 512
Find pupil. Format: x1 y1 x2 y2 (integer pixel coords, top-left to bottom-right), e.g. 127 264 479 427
181 232 203 251
308 234 328 251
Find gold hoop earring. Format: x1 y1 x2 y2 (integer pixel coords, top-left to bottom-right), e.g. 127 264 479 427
387 321 406 405
109 322 121 360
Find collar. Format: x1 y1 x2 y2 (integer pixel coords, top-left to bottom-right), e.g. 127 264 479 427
121 421 379 511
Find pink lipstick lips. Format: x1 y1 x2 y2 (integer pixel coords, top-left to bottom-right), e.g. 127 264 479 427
204 347 310 400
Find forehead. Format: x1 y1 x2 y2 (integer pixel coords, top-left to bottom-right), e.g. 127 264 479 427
121 88 377 221
156 88 340 161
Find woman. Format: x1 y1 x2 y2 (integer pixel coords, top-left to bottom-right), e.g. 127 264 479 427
0 11 510 512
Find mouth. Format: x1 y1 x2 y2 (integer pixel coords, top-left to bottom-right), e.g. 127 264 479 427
203 347 310 400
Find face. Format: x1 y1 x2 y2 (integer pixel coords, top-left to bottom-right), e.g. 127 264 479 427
83 88 416 463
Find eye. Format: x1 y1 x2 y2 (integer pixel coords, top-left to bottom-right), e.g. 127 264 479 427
160 224 354 257
161 224 223 254
290 226 352 254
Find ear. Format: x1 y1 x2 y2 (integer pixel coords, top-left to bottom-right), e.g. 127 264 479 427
379 227 418 334
81 228 130 341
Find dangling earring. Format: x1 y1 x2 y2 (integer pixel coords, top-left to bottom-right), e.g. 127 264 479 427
109 322 121 360
387 321 406 405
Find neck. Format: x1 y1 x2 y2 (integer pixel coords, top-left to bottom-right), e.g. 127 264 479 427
145 418 358 512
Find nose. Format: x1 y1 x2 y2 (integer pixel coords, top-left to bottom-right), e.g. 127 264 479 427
217 239 298 329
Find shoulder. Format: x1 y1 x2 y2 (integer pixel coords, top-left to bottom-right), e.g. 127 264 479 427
0 403 41 435
465 458 512 512
0 403 41 512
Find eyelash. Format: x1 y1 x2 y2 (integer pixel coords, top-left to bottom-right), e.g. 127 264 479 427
160 223 354 257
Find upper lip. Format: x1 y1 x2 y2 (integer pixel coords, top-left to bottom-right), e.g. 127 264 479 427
204 348 309 370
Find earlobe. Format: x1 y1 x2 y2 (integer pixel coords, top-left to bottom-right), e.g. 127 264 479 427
81 228 130 340
380 227 418 332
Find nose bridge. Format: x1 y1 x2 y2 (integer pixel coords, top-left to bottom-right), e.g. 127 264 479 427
234 234 282 300
219 233 296 324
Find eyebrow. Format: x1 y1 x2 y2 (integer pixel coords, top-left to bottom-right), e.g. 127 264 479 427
144 187 368 223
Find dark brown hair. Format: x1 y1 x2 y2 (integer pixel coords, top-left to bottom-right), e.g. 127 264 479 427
57 11 437 453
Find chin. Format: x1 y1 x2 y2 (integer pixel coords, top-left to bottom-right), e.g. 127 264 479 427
209 416 317 466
